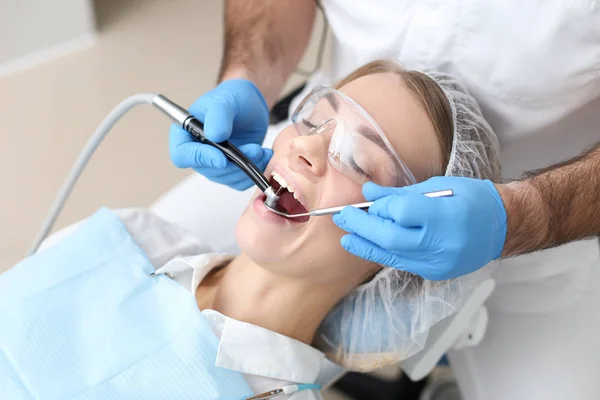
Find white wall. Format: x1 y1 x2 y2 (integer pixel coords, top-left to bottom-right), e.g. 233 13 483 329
0 0 96 74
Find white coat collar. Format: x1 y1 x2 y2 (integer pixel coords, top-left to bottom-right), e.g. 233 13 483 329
153 254 326 384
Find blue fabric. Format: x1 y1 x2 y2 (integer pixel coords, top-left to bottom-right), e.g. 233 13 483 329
0 208 254 400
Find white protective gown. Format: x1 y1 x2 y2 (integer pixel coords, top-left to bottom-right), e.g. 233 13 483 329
313 0 600 399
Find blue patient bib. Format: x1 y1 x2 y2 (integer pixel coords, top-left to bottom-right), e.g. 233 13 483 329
0 208 253 400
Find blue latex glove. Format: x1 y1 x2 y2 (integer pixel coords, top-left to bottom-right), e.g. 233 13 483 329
169 79 273 190
332 177 507 280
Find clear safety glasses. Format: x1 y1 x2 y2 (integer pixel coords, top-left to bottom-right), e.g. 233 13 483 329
291 86 416 187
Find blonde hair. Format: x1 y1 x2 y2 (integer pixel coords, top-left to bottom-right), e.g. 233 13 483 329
335 60 454 171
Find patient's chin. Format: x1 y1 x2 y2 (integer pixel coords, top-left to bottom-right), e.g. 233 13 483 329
234 210 312 275
235 214 285 264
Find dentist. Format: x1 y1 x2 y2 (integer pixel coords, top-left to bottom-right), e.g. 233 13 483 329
169 1 600 399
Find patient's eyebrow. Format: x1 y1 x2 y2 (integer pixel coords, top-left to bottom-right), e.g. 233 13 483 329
358 125 387 150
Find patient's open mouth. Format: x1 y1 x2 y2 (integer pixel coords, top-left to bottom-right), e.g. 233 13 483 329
269 173 310 223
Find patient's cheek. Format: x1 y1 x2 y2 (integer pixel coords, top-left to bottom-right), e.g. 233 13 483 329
320 173 365 209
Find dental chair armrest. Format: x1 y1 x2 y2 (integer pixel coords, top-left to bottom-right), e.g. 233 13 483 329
400 278 496 381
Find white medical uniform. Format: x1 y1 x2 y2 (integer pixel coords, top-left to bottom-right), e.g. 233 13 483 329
309 0 600 399
41 209 332 400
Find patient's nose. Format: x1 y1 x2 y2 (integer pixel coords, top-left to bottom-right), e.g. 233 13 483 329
289 134 328 178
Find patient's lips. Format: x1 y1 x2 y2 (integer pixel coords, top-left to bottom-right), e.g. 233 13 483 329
253 193 290 225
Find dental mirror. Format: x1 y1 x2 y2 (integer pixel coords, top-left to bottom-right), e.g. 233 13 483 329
264 189 453 219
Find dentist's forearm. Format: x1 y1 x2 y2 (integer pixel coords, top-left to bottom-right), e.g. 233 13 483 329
218 0 317 108
498 142 600 257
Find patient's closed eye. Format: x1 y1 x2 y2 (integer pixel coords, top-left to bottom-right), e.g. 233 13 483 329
302 118 318 129
349 158 369 178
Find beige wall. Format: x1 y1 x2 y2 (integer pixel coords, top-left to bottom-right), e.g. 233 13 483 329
0 0 95 64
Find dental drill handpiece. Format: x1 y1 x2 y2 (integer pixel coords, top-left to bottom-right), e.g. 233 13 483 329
152 95 280 207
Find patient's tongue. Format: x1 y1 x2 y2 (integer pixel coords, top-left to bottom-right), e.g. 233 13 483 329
278 190 309 223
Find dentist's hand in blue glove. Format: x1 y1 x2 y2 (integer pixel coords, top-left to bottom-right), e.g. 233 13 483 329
169 79 273 190
332 177 507 280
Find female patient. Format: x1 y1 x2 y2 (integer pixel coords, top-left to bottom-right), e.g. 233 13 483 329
0 60 499 399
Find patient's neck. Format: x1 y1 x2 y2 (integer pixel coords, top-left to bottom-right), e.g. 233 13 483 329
195 253 351 345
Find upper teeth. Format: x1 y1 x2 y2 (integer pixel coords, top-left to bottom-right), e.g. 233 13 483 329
271 171 301 201
271 171 292 191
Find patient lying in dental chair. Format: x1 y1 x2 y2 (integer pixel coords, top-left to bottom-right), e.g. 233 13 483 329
0 60 499 400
